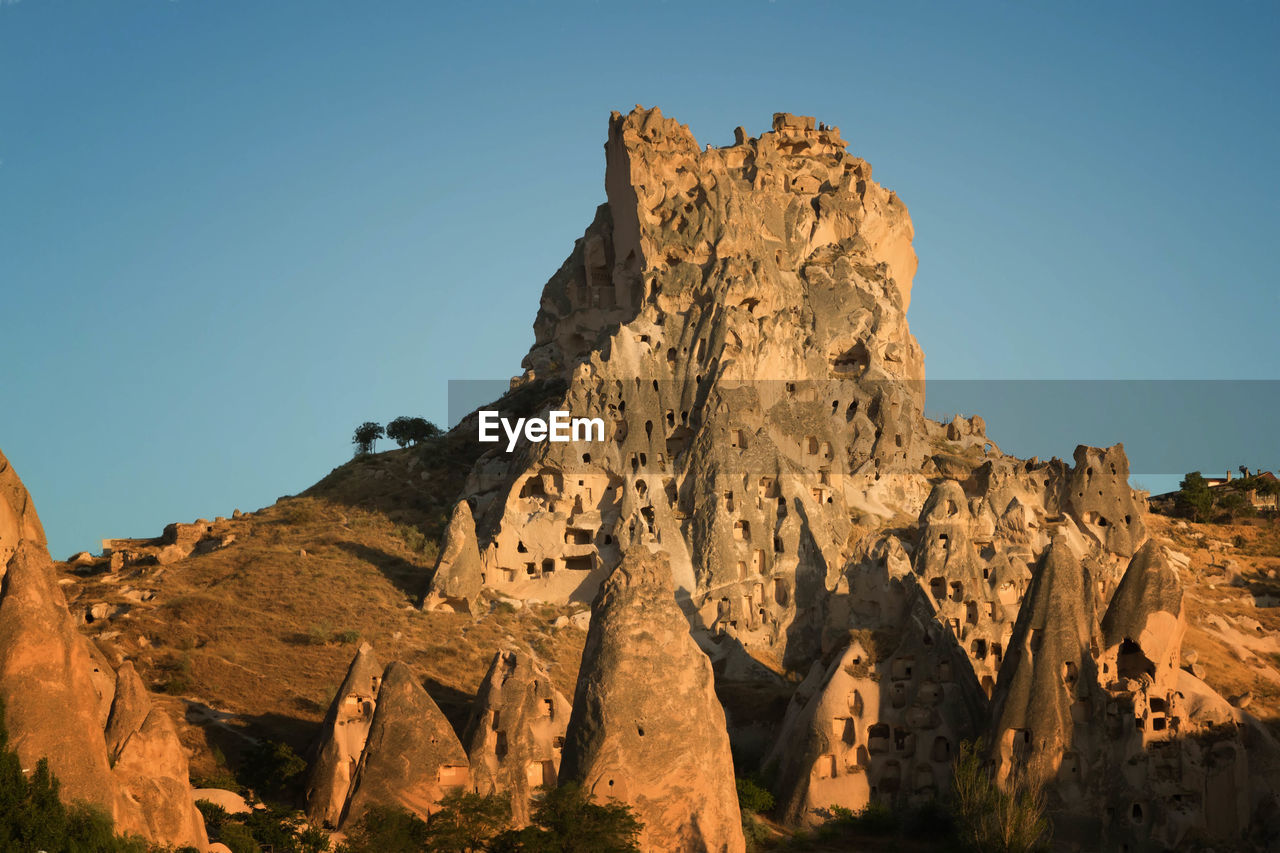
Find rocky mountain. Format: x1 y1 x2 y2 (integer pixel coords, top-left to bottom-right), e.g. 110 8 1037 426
23 107 1280 852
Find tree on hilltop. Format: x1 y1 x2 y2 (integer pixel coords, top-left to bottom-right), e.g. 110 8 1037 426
1177 472 1215 523
353 422 385 456
386 416 442 448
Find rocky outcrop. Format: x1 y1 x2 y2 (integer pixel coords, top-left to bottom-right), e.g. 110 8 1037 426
560 550 745 853
0 538 118 814
0 447 207 851
342 661 470 827
464 649 571 825
766 587 985 824
989 538 1103 791
305 643 383 827
422 500 484 614
108 664 210 850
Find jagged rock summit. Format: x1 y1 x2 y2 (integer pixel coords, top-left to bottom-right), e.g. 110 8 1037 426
428 106 1279 848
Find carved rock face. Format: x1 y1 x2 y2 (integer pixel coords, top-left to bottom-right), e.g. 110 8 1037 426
341 661 470 828
306 643 384 827
560 549 745 853
464 649 571 826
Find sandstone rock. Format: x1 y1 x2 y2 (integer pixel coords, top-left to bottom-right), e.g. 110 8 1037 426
765 588 984 824
464 649 571 825
306 643 383 827
1 449 208 850
560 550 744 852
110 689 210 850
1063 444 1147 558
421 500 483 614
0 537 118 817
989 538 1103 790
194 788 249 814
1100 540 1185 687
105 662 153 761
342 661 469 827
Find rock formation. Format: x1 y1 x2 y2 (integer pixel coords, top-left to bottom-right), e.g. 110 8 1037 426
306 642 383 827
765 586 985 824
107 664 210 849
0 447 208 850
559 549 745 853
464 648 572 825
422 500 484 614
314 658 470 828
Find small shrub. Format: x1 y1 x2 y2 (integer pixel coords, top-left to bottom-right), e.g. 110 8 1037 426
334 629 361 645
736 776 775 814
951 739 1050 853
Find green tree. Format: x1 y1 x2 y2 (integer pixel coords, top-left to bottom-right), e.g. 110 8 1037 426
240 739 307 801
386 416 442 448
343 806 430 853
422 790 510 851
352 421 385 456
1218 491 1254 523
489 783 641 853
1177 471 1215 523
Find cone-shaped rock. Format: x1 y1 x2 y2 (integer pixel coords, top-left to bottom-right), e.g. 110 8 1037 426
989 537 1103 789
105 661 152 761
342 661 469 827
422 500 483 614
765 588 985 824
1 448 208 850
0 539 118 816
1100 540 1184 685
464 648 572 825
306 642 383 826
108 662 210 850
559 549 745 853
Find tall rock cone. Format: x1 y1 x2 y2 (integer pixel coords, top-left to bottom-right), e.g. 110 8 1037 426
421 500 483 614
342 661 470 827
988 538 1103 796
0 447 117 816
559 549 745 853
306 642 383 827
0 448 208 850
107 663 210 850
464 648 572 826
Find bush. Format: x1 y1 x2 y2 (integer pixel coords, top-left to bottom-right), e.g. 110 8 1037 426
951 740 1050 853
736 776 775 815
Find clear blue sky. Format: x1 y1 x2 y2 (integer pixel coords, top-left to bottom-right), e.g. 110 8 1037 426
2 1 1276 558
